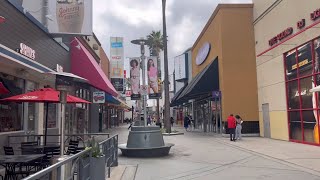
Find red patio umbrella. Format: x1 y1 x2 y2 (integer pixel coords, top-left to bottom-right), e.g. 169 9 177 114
0 88 91 145
0 82 10 94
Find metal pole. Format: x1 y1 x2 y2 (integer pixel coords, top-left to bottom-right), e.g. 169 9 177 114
60 91 67 156
44 102 49 145
219 97 222 134
140 42 147 127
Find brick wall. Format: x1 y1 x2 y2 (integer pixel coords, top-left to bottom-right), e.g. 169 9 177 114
0 1 70 71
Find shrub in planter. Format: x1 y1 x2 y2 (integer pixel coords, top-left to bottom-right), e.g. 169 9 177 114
86 137 105 180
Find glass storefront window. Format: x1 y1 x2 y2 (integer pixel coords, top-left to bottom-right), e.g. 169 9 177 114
0 74 24 133
285 36 320 144
285 50 298 80
289 111 302 141
300 77 313 109
44 104 57 128
298 43 313 77
287 80 300 110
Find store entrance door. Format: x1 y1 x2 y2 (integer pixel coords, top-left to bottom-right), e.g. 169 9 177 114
262 103 271 138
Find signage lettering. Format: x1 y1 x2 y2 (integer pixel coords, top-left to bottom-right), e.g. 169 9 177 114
269 27 293 46
311 8 320 21
297 19 306 29
19 43 35 60
93 91 105 103
268 8 320 47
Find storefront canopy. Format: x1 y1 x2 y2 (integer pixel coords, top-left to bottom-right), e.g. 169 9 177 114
105 93 120 105
177 57 219 102
0 44 54 73
70 38 118 97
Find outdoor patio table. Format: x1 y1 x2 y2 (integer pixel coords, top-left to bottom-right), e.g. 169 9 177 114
0 154 45 180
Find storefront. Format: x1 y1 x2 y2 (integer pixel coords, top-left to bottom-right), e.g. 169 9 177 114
70 38 119 133
0 1 70 150
254 0 320 144
171 4 259 133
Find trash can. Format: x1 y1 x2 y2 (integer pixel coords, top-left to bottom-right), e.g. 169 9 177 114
51 155 73 179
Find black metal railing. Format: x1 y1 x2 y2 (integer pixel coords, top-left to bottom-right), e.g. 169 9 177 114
20 134 118 180
22 148 92 180
7 133 110 152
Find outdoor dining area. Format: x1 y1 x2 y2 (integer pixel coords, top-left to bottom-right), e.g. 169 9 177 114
0 138 82 180
0 85 91 179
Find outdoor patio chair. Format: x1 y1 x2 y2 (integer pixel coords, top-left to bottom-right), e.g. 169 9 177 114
3 146 14 155
66 140 79 155
21 141 39 155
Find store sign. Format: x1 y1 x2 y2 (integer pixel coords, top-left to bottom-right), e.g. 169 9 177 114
111 42 123 48
268 7 320 47
212 91 221 98
269 27 293 46
174 54 187 80
125 90 131 97
56 64 64 72
311 8 320 21
19 43 35 60
196 42 211 65
93 91 105 103
111 78 124 92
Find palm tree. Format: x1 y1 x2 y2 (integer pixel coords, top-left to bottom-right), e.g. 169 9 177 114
147 31 164 126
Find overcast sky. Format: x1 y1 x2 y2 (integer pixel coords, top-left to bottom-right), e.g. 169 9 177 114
92 0 252 76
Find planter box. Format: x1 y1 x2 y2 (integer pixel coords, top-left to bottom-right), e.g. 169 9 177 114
90 155 105 180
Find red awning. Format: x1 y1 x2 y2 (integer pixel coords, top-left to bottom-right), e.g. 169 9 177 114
70 38 118 96
1 88 90 104
0 82 10 94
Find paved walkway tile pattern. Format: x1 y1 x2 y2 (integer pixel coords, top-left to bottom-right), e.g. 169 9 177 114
106 125 320 180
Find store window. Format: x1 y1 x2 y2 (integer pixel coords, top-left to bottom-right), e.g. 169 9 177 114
284 37 320 144
44 104 57 128
0 74 24 133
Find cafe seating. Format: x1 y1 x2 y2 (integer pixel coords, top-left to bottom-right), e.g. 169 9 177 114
21 142 39 155
66 140 79 155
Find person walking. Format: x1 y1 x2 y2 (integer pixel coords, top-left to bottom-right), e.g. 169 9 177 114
170 117 174 127
227 114 236 141
235 115 242 140
184 115 190 131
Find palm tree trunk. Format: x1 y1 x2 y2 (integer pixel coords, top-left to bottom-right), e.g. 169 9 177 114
162 0 171 133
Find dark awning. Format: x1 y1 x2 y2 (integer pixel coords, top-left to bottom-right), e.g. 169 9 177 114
177 57 219 102
170 83 188 107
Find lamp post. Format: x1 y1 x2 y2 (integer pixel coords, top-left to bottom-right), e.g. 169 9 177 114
162 0 171 133
131 38 149 127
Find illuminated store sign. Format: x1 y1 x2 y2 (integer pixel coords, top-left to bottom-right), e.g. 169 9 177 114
19 43 35 60
196 42 211 65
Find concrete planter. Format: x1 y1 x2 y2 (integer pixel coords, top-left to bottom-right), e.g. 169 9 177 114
90 155 105 180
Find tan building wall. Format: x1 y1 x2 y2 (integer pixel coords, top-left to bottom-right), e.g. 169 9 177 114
254 0 320 141
100 48 110 79
192 4 259 123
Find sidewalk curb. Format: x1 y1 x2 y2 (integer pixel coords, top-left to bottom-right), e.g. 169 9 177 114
162 132 184 136
213 138 320 177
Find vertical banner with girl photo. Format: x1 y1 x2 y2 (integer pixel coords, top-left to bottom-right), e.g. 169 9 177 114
130 58 141 100
147 56 160 98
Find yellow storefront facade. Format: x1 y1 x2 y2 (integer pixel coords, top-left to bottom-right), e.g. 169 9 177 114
180 4 259 133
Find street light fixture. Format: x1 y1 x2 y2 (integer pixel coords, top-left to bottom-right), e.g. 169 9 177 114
131 38 150 127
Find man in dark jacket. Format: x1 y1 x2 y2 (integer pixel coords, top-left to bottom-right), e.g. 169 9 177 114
227 114 236 141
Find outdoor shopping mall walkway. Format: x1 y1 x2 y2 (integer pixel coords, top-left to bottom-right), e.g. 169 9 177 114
107 124 320 180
